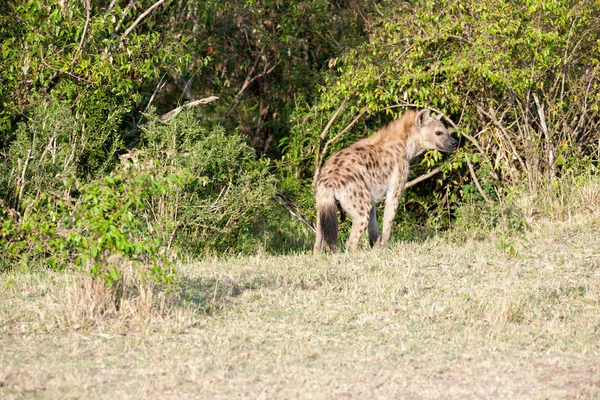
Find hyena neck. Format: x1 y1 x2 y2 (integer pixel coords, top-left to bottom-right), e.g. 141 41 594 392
405 132 425 161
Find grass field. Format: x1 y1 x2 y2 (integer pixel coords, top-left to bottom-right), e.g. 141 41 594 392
1 211 600 398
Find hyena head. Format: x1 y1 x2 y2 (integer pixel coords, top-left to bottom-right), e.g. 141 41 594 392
414 109 458 153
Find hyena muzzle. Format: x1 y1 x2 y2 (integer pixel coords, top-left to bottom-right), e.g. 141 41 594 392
313 109 457 254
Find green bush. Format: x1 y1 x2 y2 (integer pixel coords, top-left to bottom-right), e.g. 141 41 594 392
138 110 278 256
0 165 179 285
280 0 600 239
1 110 276 280
0 100 122 209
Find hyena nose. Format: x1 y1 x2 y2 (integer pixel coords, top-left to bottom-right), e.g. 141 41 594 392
450 138 458 150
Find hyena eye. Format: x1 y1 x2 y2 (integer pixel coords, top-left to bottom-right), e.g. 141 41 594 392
435 130 444 136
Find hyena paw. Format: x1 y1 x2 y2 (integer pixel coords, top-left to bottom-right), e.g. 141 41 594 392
373 239 389 249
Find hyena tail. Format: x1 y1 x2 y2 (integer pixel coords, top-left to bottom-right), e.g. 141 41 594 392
317 188 338 251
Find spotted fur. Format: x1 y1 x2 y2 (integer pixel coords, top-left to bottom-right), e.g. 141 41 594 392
313 109 458 253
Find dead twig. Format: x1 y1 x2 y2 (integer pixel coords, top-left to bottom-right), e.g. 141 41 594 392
167 202 179 251
319 96 349 142
225 54 280 118
476 105 527 180
138 72 167 126
532 93 554 176
108 0 135 41
103 0 119 20
124 95 219 141
313 106 369 185
272 191 315 233
311 96 350 183
160 96 219 122
17 150 33 206
323 109 368 151
121 0 165 40
74 0 91 60
465 154 492 205
405 167 443 189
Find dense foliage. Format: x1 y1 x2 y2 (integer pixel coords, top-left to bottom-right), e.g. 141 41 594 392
1 0 599 278
282 0 600 234
1 0 371 276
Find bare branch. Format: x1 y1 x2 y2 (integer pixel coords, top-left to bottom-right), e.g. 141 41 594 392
313 107 369 185
74 0 91 59
476 105 528 178
465 154 492 205
104 0 119 20
532 93 554 176
272 192 315 233
224 55 260 117
17 150 32 206
138 72 167 126
405 167 442 189
160 96 219 122
311 96 351 183
224 54 280 118
532 94 549 138
121 0 165 40
319 96 349 141
323 108 368 152
109 0 135 41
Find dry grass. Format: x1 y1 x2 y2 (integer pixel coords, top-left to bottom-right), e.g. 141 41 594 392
1 209 600 398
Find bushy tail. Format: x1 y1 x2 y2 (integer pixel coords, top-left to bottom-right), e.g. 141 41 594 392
318 188 338 251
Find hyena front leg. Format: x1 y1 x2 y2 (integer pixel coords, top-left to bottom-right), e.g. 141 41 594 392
380 188 401 248
368 203 380 247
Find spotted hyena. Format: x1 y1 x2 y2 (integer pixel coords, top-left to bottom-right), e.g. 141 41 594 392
313 109 458 253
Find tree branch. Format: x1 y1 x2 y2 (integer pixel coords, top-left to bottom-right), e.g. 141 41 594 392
17 150 32 206
271 191 315 233
121 0 165 40
313 106 368 185
74 0 91 59
319 96 349 141
476 104 528 177
405 167 442 189
465 154 492 205
138 72 167 126
104 0 119 20
225 54 280 118
160 96 219 122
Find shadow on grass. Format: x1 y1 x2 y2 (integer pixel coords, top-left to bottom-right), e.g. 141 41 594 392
167 275 246 314
168 273 282 315
240 206 315 256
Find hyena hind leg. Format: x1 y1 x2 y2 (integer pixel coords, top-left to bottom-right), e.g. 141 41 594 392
368 203 380 248
338 190 371 252
346 214 369 252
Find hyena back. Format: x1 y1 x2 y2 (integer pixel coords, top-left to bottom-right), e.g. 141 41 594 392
313 109 458 254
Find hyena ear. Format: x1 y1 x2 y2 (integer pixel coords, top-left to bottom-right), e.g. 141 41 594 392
435 113 444 121
415 109 432 128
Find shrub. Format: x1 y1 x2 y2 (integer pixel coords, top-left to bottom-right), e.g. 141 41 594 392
280 0 600 238
138 110 278 256
0 108 277 275
0 167 179 286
